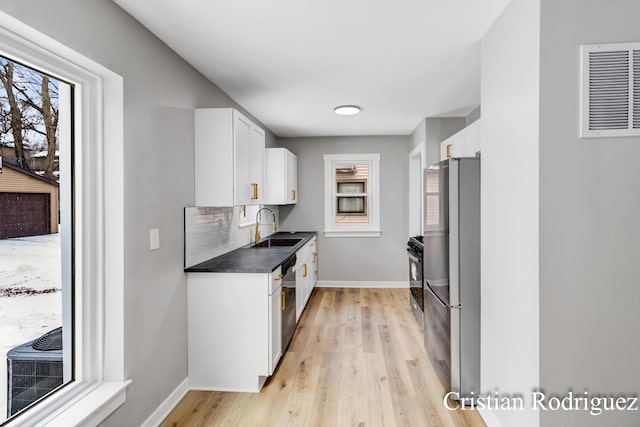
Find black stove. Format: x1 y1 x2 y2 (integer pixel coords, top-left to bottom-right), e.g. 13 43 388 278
408 235 424 251
407 235 424 329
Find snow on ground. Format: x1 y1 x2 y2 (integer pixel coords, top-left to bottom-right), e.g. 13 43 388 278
0 234 62 422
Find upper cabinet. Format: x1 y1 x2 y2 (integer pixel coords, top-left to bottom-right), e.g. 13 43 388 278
440 119 481 161
265 148 298 205
195 108 265 206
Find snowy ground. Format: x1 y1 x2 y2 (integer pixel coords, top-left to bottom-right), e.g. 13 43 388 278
0 234 62 422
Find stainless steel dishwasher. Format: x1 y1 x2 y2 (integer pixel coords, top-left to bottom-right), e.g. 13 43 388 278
281 254 297 353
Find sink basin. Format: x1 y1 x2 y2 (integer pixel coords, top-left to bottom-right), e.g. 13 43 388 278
253 238 302 248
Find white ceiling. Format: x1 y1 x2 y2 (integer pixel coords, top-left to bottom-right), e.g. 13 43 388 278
114 0 510 137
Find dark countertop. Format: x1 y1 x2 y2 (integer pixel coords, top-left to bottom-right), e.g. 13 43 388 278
184 231 317 273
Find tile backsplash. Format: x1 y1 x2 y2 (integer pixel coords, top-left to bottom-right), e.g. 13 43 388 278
184 206 279 268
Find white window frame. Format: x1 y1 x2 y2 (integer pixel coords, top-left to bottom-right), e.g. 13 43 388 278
323 153 380 238
0 11 128 427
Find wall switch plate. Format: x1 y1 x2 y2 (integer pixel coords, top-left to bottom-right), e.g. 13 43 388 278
149 228 160 251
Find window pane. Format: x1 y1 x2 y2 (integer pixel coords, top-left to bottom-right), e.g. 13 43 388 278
334 162 370 227
336 195 369 226
338 196 365 213
335 163 369 191
0 56 72 422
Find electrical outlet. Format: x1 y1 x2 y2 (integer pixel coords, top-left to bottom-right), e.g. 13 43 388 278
149 228 160 250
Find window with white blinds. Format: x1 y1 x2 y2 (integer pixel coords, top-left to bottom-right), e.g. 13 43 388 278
324 153 380 237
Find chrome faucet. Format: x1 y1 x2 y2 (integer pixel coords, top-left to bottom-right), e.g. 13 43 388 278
255 207 277 244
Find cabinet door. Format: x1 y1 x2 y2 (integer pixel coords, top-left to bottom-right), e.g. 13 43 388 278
286 151 297 204
249 125 265 204
233 112 252 205
301 258 315 308
440 140 450 161
195 108 235 206
451 132 466 158
270 285 282 374
441 130 468 160
295 265 305 321
311 240 318 288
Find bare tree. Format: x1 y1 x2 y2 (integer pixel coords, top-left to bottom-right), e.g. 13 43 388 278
16 73 58 179
0 57 59 178
0 61 30 169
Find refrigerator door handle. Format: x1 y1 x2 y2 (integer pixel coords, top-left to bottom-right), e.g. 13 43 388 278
425 281 461 310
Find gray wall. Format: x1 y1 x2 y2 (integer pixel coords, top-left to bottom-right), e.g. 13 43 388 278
410 117 466 150
466 106 481 125
410 118 427 150
277 136 409 283
539 1 640 426
0 1 275 425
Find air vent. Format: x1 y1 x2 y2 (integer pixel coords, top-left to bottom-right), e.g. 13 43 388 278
581 42 640 137
634 50 640 129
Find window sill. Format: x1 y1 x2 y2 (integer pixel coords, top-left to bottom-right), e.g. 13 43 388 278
12 380 132 427
324 230 381 238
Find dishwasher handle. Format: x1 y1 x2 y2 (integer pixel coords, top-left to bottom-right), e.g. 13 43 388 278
282 254 297 275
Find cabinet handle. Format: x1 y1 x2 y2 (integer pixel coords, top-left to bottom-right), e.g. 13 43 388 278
446 144 452 158
303 263 307 278
274 274 283 281
251 183 258 200
292 190 296 201
281 291 285 311
313 253 317 263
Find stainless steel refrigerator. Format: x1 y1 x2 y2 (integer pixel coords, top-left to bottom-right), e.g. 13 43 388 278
423 157 480 399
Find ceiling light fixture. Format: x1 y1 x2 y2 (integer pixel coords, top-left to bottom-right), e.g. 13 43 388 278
334 105 361 116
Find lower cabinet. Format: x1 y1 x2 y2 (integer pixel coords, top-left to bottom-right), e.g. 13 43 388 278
295 236 318 321
269 267 282 374
187 271 278 392
186 235 318 392
310 238 318 286
295 259 308 321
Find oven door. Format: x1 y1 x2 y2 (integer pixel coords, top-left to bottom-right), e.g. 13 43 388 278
408 249 424 329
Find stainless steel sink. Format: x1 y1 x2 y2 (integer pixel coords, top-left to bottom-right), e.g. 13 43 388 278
252 238 302 248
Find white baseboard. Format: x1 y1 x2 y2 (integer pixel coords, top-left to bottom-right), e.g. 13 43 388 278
188 385 262 393
316 281 408 289
479 408 503 427
141 377 189 427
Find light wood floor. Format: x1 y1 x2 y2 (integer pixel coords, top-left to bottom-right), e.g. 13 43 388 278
161 288 485 427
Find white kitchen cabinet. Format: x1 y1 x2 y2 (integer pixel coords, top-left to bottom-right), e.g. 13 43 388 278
195 108 265 206
295 236 317 321
464 119 480 156
265 148 297 205
187 235 318 392
310 238 318 287
249 125 266 204
295 258 309 321
440 119 481 161
269 267 283 373
187 270 276 392
441 132 466 160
